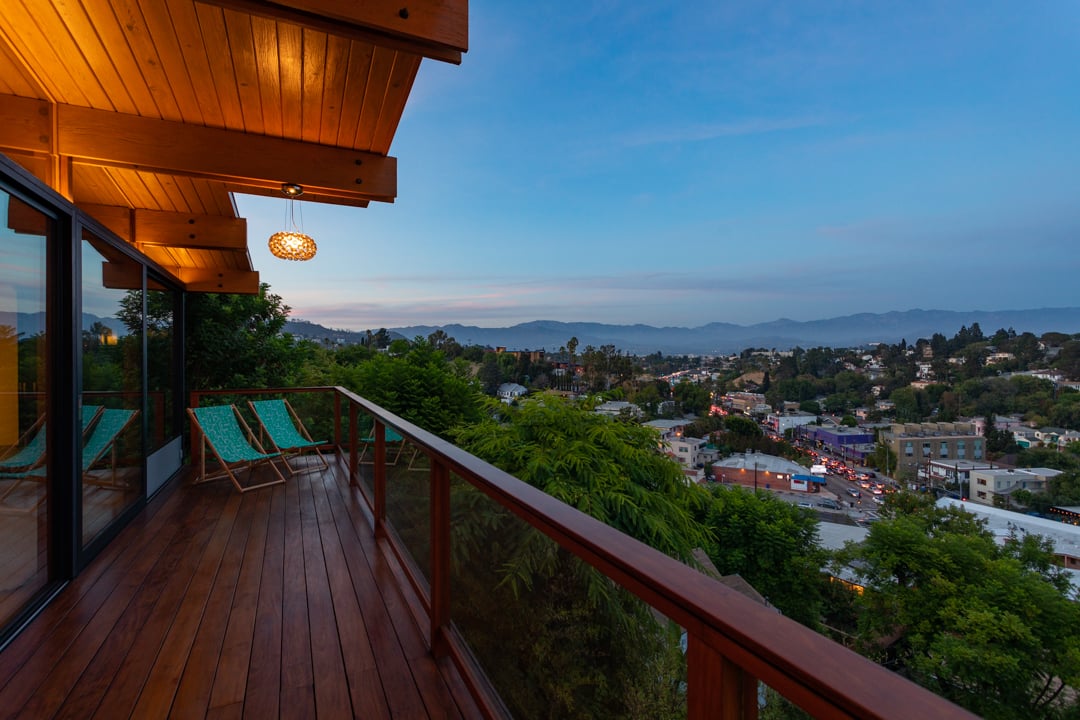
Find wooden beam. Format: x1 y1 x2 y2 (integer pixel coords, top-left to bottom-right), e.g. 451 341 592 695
179 268 261 294
226 184 370 208
5 195 50 236
0 95 51 155
100 261 143 290
135 209 247 250
78 204 134 243
198 0 467 64
79 206 245 251
56 103 397 202
0 152 51 189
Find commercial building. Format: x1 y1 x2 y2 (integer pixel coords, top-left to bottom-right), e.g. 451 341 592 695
713 451 811 491
968 467 1063 506
879 422 985 477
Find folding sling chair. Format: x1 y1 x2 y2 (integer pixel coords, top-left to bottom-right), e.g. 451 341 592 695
248 398 329 475
188 405 286 493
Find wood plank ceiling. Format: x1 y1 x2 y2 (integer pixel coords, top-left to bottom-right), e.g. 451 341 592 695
0 0 466 292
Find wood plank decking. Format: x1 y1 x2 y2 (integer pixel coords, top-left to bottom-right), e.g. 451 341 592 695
0 457 481 719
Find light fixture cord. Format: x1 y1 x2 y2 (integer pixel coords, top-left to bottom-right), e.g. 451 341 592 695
285 195 306 233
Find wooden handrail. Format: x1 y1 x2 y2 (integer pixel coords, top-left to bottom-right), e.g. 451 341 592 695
189 387 978 720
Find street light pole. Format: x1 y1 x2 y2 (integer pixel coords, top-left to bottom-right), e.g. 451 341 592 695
754 461 759 491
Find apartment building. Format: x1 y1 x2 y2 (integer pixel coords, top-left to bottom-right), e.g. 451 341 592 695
880 422 985 476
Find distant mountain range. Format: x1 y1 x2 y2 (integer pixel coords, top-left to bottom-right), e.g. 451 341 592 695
286 307 1080 355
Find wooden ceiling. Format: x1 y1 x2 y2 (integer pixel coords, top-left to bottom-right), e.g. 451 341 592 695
0 0 466 292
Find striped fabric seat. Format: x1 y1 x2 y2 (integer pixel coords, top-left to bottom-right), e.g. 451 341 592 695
188 405 285 493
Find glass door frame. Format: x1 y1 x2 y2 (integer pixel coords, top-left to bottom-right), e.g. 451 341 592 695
0 153 187 646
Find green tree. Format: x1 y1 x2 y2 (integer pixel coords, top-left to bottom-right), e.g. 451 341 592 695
477 353 503 395
451 397 707 718
723 414 763 439
698 486 828 627
184 283 304 389
454 397 708 558
336 339 482 437
673 380 710 416
834 496 1080 719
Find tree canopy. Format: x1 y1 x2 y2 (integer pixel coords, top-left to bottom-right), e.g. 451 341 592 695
833 494 1080 719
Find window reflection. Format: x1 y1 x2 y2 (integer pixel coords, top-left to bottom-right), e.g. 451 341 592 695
81 231 142 544
145 285 175 453
0 190 51 623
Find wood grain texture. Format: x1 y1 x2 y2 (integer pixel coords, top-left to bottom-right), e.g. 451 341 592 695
0 458 478 718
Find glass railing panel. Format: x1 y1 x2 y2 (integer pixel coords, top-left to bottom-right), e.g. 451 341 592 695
448 472 688 719
759 683 812 719
384 428 431 581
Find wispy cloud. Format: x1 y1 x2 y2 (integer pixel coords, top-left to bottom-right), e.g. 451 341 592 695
619 115 835 148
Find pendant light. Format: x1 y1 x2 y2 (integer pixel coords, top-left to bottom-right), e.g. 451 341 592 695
268 183 317 261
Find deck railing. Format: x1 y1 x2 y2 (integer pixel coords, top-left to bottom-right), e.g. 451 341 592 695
190 387 977 720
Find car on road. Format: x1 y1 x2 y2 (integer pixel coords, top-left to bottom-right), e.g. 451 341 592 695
817 499 842 510
846 487 862 499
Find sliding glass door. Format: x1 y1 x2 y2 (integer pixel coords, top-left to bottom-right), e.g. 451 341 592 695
79 231 143 546
0 188 53 626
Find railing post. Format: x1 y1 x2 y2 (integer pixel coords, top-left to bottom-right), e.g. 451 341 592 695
373 420 386 538
189 391 203 471
430 458 451 658
333 391 342 448
687 634 757 720
349 401 358 488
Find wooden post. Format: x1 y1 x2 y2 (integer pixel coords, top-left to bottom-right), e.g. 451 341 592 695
430 459 451 658
348 402 358 488
687 634 757 720
373 420 386 537
333 392 342 449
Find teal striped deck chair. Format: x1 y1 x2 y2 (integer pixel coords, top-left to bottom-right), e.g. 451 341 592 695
188 405 286 493
0 416 47 474
248 399 328 476
359 423 409 465
0 404 106 509
82 408 139 489
0 404 101 475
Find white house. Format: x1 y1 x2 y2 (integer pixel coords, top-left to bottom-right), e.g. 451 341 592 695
594 400 643 418
496 382 528 404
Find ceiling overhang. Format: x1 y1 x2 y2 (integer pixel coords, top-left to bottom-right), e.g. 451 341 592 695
0 0 467 293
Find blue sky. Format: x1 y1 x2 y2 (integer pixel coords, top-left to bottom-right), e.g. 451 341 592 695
237 1 1080 331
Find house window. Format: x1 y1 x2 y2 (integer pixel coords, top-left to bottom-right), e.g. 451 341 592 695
904 441 913 457
977 478 986 486
939 441 949 458
974 440 983 460
977 491 986 499
922 442 931 457
957 440 966 459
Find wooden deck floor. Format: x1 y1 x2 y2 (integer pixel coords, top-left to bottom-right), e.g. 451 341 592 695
0 456 481 719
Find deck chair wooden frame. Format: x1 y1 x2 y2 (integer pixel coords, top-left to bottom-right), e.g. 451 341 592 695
188 405 286 493
247 398 329 476
358 424 408 466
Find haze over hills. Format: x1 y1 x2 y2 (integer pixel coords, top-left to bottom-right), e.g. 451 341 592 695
286 307 1080 355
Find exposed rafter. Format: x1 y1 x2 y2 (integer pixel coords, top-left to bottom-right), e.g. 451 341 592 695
199 0 468 64
58 104 397 203
0 0 467 295
0 95 395 205
79 204 248 250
